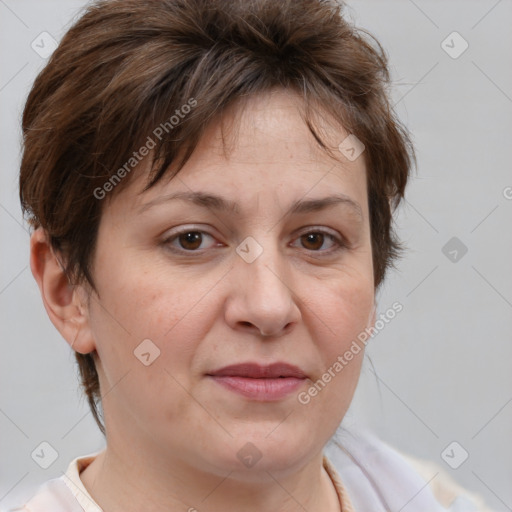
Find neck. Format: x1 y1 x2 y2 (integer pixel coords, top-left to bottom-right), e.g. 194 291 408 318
80 441 341 512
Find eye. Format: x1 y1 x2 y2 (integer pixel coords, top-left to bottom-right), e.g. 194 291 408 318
291 229 345 255
162 226 346 256
162 229 220 252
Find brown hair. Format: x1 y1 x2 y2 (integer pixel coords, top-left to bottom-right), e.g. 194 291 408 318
20 0 415 435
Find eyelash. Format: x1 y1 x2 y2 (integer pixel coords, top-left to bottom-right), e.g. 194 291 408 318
162 227 347 257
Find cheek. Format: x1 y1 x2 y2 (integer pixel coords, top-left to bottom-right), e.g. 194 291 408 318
89 252 221 390
336 281 373 340
87 270 204 426
92 246 193 337
311 272 374 393
313 266 374 348
291 286 371 436
293 280 372 435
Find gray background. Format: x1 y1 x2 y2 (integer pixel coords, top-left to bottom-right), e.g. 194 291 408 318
1 0 511 510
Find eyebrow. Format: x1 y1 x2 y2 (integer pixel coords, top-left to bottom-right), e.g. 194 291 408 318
137 191 363 220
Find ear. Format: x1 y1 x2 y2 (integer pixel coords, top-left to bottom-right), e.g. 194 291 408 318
30 227 96 355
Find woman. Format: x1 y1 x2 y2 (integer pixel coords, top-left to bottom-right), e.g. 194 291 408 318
11 0 492 510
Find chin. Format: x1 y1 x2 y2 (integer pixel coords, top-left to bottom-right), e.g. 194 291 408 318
205 425 320 478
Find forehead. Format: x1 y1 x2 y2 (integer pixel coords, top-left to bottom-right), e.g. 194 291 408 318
194 89 356 165
111 89 368 218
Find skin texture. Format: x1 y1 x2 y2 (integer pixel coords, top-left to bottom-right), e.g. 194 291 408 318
31 89 375 512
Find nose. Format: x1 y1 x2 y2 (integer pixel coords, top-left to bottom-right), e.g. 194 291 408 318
224 238 301 338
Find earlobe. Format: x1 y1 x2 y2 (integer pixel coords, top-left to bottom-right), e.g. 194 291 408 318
30 228 96 355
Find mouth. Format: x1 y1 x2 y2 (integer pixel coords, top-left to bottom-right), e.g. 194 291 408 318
206 362 308 401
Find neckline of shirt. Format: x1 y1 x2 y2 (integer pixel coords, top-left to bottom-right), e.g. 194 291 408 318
61 450 355 512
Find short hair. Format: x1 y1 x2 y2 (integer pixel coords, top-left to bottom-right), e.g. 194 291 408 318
19 0 415 435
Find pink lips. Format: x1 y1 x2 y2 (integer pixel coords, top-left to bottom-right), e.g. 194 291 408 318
207 362 307 401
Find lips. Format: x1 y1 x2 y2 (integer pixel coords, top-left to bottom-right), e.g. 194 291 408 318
207 362 307 401
207 362 307 379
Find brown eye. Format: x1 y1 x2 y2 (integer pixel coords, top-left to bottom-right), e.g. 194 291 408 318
292 229 345 256
163 229 218 253
177 232 203 250
300 233 325 251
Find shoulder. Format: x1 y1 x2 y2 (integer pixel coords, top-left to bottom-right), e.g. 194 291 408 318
324 428 494 512
2 478 83 512
3 451 103 512
399 451 496 512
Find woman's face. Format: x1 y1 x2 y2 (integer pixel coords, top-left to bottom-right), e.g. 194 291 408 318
86 89 375 478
